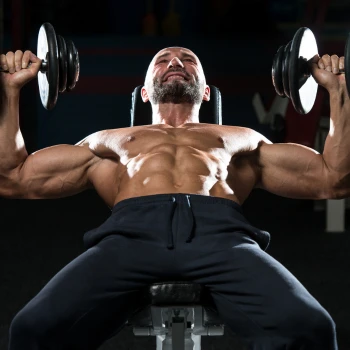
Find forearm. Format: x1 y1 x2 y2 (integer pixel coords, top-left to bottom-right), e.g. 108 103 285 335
0 91 28 172
322 88 350 193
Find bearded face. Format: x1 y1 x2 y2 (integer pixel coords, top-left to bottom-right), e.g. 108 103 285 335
149 67 204 105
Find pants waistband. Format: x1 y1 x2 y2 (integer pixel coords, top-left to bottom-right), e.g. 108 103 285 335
83 193 270 251
112 193 243 214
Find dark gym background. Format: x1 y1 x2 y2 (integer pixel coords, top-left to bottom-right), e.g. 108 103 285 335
0 0 349 349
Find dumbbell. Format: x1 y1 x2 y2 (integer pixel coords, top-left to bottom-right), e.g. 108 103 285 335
0 22 80 110
272 27 350 115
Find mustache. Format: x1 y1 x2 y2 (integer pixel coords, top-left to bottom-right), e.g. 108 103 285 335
161 68 191 81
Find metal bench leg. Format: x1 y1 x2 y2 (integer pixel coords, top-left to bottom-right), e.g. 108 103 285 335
190 334 201 350
156 333 200 350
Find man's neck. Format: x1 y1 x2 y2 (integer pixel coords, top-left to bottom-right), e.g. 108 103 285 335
151 102 200 127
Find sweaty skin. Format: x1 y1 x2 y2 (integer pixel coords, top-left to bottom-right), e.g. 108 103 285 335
1 47 350 209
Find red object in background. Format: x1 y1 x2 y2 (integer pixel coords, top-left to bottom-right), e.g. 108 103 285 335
284 88 326 148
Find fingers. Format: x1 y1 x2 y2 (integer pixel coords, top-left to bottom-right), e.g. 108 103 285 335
14 50 24 71
310 54 320 64
0 53 7 71
0 50 38 73
22 51 35 69
318 54 345 74
5 51 19 73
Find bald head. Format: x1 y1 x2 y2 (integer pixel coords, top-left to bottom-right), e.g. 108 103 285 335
142 47 210 105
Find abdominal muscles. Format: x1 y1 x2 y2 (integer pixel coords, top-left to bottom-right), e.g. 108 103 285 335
114 145 237 203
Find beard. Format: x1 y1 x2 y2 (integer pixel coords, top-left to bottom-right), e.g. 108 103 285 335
150 71 203 105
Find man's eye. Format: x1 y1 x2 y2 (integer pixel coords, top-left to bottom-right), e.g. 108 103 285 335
157 60 167 64
184 59 194 63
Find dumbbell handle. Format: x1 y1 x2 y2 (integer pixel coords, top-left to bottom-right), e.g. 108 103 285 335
0 59 48 73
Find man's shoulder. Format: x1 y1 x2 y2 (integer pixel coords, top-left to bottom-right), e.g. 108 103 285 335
214 125 272 150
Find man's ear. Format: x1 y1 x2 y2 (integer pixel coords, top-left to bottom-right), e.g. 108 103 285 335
203 85 210 101
141 86 149 103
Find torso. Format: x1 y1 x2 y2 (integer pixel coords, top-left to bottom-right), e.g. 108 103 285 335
85 123 263 208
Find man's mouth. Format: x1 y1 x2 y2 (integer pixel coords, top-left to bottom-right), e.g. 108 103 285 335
165 75 185 82
163 72 188 82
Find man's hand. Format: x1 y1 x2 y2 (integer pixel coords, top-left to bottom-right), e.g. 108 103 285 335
0 50 42 94
309 54 347 95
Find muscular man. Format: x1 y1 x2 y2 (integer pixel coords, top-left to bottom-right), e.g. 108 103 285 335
0 46 347 349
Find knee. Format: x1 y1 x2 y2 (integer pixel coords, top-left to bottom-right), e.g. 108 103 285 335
10 308 35 339
300 306 337 349
285 302 337 345
9 306 48 343
308 307 337 342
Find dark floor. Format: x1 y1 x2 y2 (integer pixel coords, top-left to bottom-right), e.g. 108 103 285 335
0 190 349 349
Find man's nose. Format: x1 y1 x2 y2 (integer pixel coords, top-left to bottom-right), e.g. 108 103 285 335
168 57 184 68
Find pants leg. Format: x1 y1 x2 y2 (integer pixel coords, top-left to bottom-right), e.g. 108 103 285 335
9 193 339 350
8 233 175 350
179 232 338 350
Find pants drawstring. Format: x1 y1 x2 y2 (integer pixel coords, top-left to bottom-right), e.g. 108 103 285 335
167 198 177 249
167 195 195 249
185 195 195 243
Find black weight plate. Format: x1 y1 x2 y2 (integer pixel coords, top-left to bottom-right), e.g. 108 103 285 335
345 32 350 96
56 35 67 93
289 27 318 114
272 45 286 97
65 39 80 92
282 40 292 98
37 22 59 110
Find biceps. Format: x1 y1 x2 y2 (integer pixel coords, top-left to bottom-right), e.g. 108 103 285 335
257 143 333 200
15 145 97 199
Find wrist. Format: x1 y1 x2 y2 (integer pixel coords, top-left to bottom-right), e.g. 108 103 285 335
1 89 20 108
0 89 20 123
329 86 350 106
1 87 21 99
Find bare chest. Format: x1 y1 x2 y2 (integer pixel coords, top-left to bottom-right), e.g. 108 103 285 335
91 125 253 164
